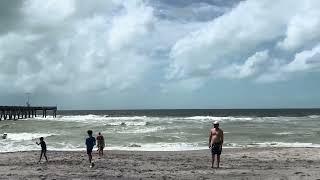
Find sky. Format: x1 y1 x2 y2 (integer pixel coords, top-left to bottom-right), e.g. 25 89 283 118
0 0 320 109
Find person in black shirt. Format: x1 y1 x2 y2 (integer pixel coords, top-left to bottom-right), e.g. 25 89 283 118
86 130 96 167
36 137 48 162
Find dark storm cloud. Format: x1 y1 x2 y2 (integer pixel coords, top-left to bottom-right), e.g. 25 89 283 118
149 0 242 7
0 0 23 34
148 0 243 21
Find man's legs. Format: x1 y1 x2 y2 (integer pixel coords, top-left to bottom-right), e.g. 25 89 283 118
217 155 220 168
211 154 215 168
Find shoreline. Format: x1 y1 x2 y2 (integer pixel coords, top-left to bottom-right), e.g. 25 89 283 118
1 147 320 179
3 143 320 153
1 146 319 153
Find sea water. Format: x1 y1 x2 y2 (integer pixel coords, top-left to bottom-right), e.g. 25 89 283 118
1 109 320 152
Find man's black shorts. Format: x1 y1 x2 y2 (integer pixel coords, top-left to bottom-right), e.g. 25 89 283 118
211 143 222 155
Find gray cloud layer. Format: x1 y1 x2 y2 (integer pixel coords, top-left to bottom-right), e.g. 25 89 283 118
0 0 319 108
168 0 320 86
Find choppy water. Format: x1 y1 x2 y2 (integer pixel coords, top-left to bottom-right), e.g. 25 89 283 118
1 109 320 152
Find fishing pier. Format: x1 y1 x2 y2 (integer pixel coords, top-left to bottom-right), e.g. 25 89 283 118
0 106 57 120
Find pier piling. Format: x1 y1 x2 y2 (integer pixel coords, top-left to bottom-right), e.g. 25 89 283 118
0 106 57 121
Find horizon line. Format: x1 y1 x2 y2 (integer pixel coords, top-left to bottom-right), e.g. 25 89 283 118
57 107 320 111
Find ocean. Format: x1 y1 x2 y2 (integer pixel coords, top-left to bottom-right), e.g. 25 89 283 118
1 109 320 152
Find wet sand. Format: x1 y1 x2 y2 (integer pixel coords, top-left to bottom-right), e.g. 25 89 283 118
0 148 320 179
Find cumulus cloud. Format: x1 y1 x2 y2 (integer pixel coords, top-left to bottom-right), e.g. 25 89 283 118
22 0 76 25
168 0 320 87
0 0 156 95
218 50 270 79
108 1 154 51
277 4 320 51
284 44 320 73
0 0 319 107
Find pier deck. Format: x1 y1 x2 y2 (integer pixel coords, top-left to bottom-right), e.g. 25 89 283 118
0 106 57 120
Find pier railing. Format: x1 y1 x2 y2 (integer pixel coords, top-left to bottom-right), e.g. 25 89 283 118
0 106 57 120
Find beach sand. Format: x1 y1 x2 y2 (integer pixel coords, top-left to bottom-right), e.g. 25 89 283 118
0 148 320 179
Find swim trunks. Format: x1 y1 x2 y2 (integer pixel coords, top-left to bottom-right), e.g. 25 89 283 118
211 142 222 155
96 135 105 149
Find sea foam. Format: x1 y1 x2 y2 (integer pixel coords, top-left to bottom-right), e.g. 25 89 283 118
5 132 55 141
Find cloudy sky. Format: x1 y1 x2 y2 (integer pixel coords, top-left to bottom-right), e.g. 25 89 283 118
0 0 320 109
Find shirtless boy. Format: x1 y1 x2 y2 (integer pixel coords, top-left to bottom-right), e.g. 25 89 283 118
36 137 48 163
96 132 105 157
209 121 224 168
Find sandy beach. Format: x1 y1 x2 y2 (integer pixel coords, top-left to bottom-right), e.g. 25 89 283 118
0 148 319 179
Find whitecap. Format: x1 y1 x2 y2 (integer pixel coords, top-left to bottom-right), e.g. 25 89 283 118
273 132 294 135
105 142 207 151
246 142 320 148
105 121 148 126
117 126 165 134
29 115 149 124
4 132 55 141
183 116 254 123
308 115 320 119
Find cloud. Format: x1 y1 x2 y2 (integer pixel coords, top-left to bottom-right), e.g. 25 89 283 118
22 0 76 25
277 3 320 51
167 0 320 87
257 44 320 83
218 50 270 79
0 0 320 108
0 0 156 94
284 44 320 73
108 1 154 51
150 1 231 22
0 1 23 34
